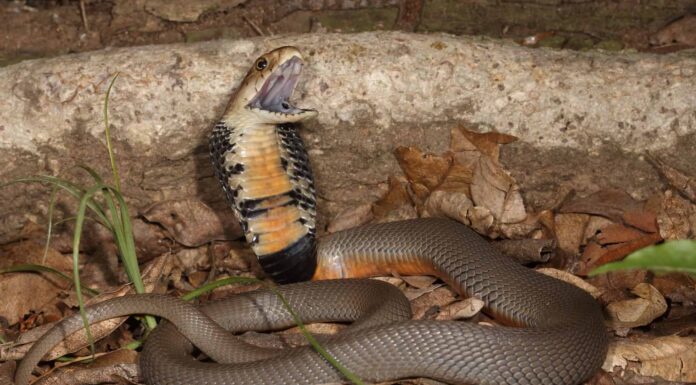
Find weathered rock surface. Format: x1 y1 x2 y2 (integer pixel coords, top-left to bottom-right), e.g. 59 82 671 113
1 32 695 242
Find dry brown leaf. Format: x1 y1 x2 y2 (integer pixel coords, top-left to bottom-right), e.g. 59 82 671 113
0 241 72 326
499 213 542 239
596 223 645 245
403 283 444 301
436 163 473 194
422 190 473 225
400 275 438 289
0 361 15 382
131 218 177 262
141 198 242 247
536 268 602 298
578 241 606 275
172 247 213 275
651 311 696 336
560 189 642 223
411 286 457 320
6 256 170 362
394 146 452 198
372 177 415 221
468 206 496 236
216 241 254 273
35 350 139 385
450 126 517 163
372 276 406 290
606 283 668 333
622 209 658 233
327 203 373 233
658 189 696 240
651 273 696 305
470 156 526 225
603 335 696 382
553 213 590 256
589 232 663 271
493 238 554 264
582 216 615 244
435 298 485 320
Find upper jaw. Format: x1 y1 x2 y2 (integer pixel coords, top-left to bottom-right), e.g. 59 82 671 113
247 56 317 122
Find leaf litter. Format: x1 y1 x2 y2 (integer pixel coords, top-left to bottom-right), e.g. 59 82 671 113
1 125 695 384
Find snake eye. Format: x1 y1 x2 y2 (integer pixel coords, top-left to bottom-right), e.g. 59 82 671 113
255 58 268 71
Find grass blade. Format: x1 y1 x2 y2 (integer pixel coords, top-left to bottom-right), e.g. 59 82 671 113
0 264 99 296
103 73 121 192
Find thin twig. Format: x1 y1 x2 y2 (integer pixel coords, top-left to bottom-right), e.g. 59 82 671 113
79 0 89 32
242 15 264 36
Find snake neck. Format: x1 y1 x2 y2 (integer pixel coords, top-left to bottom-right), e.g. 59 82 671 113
209 116 317 283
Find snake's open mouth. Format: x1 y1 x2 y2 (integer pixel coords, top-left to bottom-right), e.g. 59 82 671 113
248 56 310 115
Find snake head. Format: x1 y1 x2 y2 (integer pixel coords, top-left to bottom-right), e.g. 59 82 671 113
224 46 318 124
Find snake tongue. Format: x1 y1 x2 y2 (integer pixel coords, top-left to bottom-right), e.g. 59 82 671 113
249 56 306 114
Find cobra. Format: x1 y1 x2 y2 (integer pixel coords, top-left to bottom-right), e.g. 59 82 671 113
9 47 608 385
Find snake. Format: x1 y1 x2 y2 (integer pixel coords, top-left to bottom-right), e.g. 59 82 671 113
9 46 608 385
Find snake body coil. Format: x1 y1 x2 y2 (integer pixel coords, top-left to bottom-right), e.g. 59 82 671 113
11 47 608 385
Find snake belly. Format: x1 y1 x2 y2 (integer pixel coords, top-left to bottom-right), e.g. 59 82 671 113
11 46 608 385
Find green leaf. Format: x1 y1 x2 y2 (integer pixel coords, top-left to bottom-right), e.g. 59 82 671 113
590 240 696 276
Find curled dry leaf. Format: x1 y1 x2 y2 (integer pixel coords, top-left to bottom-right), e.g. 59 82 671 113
326 203 373 233
411 286 457 320
536 268 602 298
603 335 696 382
583 216 615 244
450 126 517 163
435 298 485 320
372 177 415 221
394 146 452 200
470 156 526 225
493 238 554 264
436 163 473 194
596 223 645 245
591 232 663 270
403 283 445 302
468 206 496 236
422 190 473 225
400 275 438 290
658 190 696 240
579 241 606 276
498 213 542 239
560 189 642 224
141 198 242 247
606 283 668 332
553 213 590 256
